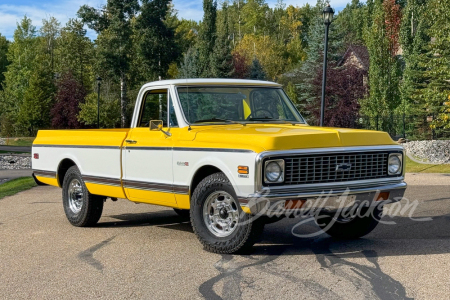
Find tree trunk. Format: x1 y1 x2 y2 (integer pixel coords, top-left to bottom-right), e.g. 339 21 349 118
120 75 127 128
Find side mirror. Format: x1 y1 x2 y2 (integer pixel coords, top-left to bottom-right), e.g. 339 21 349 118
149 120 171 137
150 120 163 131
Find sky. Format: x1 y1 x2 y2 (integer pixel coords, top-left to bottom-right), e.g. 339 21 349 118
0 0 348 41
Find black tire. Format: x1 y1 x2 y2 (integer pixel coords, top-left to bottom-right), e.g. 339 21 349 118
315 205 383 239
62 166 104 227
190 172 265 254
173 208 190 218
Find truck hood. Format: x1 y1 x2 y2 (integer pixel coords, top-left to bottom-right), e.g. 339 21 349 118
191 124 397 152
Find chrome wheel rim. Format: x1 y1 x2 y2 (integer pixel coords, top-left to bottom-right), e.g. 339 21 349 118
68 179 83 214
203 191 239 237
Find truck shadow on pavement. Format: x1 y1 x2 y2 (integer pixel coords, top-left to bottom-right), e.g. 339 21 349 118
98 210 193 233
197 212 450 300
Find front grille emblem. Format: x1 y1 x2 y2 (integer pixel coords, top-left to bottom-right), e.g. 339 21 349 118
336 163 352 171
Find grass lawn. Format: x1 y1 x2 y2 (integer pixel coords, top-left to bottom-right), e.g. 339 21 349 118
405 156 450 173
1 137 35 147
0 177 36 200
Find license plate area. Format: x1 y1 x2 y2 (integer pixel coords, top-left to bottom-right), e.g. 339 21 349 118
284 195 357 211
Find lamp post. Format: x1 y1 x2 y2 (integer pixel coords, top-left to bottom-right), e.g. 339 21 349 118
320 3 335 127
96 76 102 129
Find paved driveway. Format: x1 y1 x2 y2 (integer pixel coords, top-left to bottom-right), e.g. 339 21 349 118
0 174 449 299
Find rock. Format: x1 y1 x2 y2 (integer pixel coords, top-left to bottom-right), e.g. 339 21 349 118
0 155 31 170
403 140 450 164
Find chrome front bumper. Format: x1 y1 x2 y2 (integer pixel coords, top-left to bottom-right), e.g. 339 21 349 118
239 181 407 215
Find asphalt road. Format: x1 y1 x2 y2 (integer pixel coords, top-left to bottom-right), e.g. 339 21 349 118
0 146 31 152
0 174 449 299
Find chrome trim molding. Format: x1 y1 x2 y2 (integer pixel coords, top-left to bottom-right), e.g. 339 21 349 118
82 175 122 187
264 177 404 194
125 147 172 151
254 145 405 193
240 181 407 204
33 169 57 178
33 144 120 150
125 146 254 153
122 179 189 195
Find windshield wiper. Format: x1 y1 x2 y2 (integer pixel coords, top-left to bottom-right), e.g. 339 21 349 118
193 118 242 124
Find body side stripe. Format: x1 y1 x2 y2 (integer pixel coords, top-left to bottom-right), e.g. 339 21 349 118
33 144 120 149
33 144 254 153
33 169 57 178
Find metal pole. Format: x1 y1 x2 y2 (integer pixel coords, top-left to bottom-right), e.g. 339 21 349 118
97 82 100 129
320 24 330 127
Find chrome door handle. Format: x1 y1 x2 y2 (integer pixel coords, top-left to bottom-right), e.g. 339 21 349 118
125 140 137 144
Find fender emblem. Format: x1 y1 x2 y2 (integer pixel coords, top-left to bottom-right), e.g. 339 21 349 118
177 161 189 166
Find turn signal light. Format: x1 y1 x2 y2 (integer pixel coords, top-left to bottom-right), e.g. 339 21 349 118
238 166 249 174
375 192 390 201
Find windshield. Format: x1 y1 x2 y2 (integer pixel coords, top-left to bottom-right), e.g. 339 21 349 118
176 86 305 125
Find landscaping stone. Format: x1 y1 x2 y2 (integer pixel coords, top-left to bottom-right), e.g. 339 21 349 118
403 140 450 164
0 155 31 170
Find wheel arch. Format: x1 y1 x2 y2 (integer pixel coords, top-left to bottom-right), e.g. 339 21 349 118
57 158 77 187
190 165 225 196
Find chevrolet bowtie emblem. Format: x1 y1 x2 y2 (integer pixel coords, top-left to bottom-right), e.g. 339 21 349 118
336 163 352 171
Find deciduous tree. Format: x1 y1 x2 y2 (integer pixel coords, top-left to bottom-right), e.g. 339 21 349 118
78 0 139 127
51 71 86 129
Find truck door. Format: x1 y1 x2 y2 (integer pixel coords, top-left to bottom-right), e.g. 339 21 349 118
123 87 178 205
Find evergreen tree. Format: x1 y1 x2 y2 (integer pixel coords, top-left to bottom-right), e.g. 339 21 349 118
211 3 234 78
335 0 365 45
249 58 266 80
0 34 9 90
400 0 430 138
421 0 450 132
78 0 139 128
134 0 179 81
295 0 343 122
178 47 200 78
197 0 217 77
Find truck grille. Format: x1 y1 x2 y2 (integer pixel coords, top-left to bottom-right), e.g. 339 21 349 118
281 152 389 185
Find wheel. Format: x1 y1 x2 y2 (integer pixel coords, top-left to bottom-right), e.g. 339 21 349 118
62 166 104 227
190 172 265 254
173 208 190 218
314 205 383 239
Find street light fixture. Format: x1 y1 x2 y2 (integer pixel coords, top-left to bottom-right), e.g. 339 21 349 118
320 2 335 127
96 76 102 129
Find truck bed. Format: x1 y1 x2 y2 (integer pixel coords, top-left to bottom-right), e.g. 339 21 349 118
32 129 130 198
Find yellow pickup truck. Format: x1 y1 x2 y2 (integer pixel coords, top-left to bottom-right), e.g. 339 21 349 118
32 79 406 253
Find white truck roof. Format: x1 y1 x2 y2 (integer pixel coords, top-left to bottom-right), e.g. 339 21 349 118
141 78 282 89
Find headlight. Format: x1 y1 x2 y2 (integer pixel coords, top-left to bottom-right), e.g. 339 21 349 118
264 159 284 183
388 154 402 175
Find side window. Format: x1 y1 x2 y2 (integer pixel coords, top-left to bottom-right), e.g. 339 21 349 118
138 89 179 128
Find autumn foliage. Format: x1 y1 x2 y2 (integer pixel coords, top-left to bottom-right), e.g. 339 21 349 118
383 0 402 57
51 71 86 129
307 64 366 128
